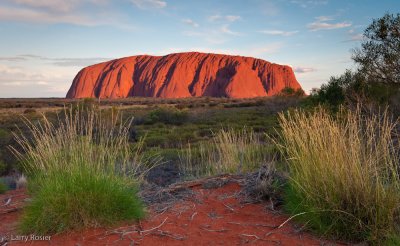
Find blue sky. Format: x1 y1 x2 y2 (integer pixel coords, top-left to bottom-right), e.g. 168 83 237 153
0 0 398 97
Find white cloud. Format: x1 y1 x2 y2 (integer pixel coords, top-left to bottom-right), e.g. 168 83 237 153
49 57 112 66
294 67 316 73
349 33 363 41
0 56 27 62
245 43 283 57
220 25 241 36
0 0 135 28
157 43 283 58
225 15 241 22
36 81 49 85
290 0 328 8
0 55 111 67
182 19 199 28
315 15 333 22
345 29 363 42
182 30 228 44
308 16 351 31
258 30 298 36
5 0 109 13
131 0 167 9
0 63 78 97
208 15 241 22
182 23 242 44
208 15 221 22
0 6 98 26
6 0 80 12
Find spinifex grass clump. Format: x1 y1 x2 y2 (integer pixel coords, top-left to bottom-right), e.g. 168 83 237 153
278 107 400 242
11 107 157 234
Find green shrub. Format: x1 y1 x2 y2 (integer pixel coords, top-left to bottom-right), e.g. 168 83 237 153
145 107 188 125
277 106 400 243
0 180 7 194
11 108 159 234
278 87 305 97
0 160 7 175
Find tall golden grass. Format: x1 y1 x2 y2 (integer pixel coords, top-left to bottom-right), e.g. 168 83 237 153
11 107 160 180
278 106 400 242
179 128 271 178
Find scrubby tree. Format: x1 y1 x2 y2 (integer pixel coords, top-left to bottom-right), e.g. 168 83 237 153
352 13 400 85
310 13 400 112
279 87 305 97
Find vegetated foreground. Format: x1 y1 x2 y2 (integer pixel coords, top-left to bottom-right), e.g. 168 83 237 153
0 176 342 246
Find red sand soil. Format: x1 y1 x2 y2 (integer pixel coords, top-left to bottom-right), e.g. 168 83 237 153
0 182 343 245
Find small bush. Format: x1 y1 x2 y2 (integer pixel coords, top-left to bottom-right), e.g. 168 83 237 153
277 106 400 243
278 87 305 97
145 107 188 125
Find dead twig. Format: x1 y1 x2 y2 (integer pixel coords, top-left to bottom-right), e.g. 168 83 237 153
227 221 277 228
265 231 275 238
223 203 235 211
190 212 197 221
152 230 186 240
277 212 308 229
139 217 168 234
240 234 262 240
200 225 229 232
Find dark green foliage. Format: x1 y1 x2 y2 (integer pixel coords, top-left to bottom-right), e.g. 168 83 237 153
0 180 7 194
279 87 305 97
0 160 7 176
306 70 354 110
352 13 400 85
145 107 188 125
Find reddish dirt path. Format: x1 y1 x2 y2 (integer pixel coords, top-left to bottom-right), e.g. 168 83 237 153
0 182 344 246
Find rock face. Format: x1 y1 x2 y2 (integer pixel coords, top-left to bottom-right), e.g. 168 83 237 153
66 52 302 99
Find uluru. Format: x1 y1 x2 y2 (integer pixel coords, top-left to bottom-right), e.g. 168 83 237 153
66 52 302 99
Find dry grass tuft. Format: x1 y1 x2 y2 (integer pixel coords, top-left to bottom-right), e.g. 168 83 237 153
179 128 272 178
277 106 400 242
